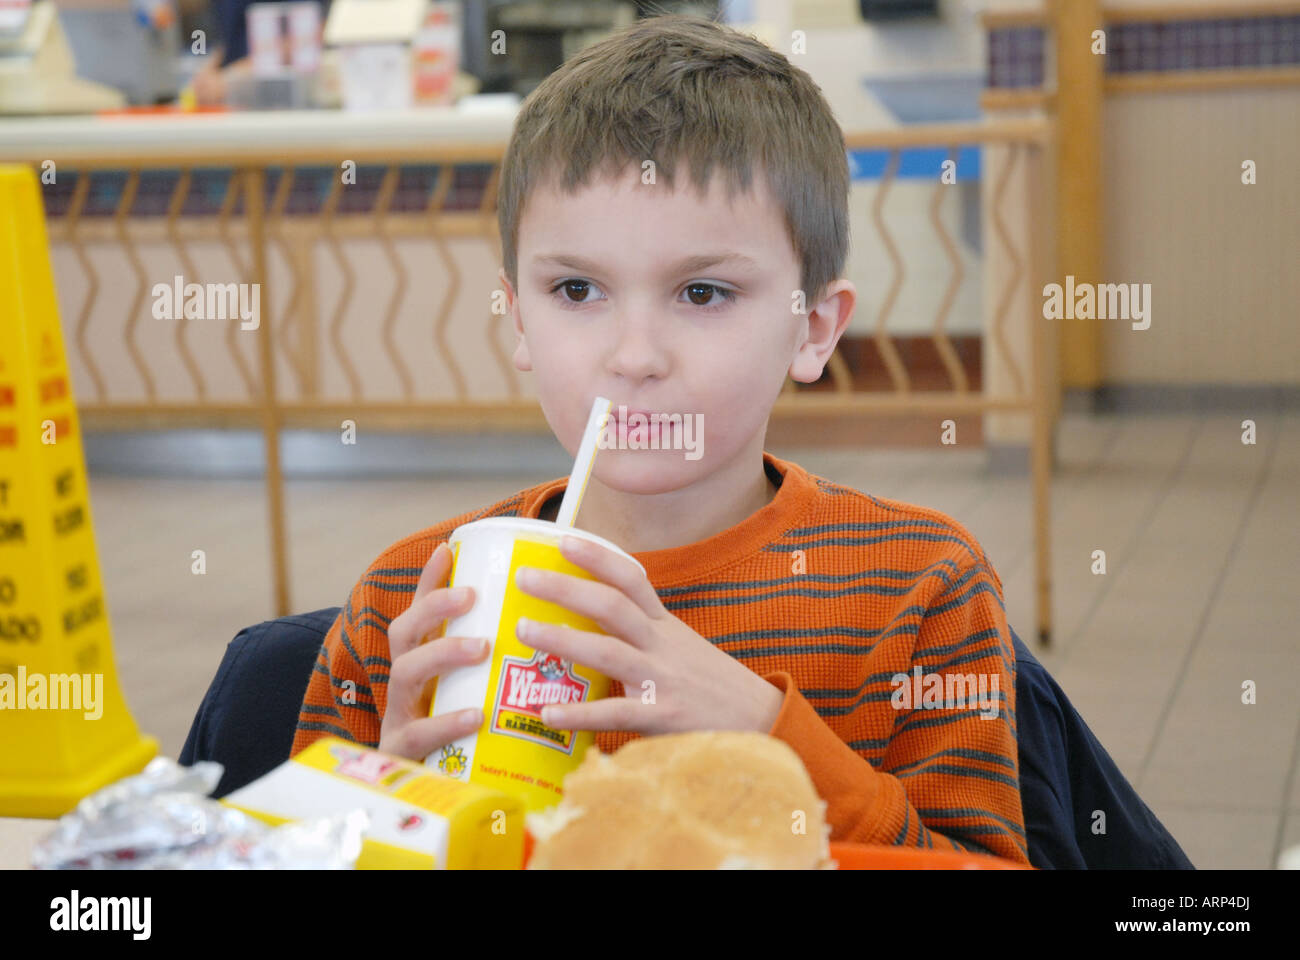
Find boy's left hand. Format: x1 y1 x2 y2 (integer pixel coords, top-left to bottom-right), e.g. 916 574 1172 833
513 535 784 735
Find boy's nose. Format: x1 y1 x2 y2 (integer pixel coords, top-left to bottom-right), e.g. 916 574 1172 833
604 313 670 382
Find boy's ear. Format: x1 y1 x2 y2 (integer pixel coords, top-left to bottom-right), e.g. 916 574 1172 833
789 279 856 384
499 266 532 372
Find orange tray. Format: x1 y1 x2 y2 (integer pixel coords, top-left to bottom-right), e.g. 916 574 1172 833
96 106 231 116
520 831 1028 869
827 842 1030 870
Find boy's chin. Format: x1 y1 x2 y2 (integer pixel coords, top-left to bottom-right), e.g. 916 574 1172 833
590 448 706 494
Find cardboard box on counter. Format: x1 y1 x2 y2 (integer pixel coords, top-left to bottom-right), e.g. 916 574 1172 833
223 737 524 869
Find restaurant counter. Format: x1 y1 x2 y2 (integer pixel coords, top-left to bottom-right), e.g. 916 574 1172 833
0 104 518 165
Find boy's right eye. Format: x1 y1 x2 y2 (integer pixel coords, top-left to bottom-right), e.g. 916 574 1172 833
549 279 605 306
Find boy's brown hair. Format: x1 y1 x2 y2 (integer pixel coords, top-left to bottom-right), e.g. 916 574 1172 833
497 12 850 305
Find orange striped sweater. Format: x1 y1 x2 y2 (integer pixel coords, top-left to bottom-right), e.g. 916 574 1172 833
293 451 1027 863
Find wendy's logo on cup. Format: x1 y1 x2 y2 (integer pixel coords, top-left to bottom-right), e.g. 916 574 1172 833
536 653 568 680
493 649 589 754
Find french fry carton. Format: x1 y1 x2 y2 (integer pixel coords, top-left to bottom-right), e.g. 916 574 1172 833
222 737 524 869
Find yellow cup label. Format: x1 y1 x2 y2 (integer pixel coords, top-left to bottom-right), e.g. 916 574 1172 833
430 534 610 810
492 649 589 753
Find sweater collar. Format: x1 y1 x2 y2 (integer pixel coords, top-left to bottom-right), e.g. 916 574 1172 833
518 451 820 586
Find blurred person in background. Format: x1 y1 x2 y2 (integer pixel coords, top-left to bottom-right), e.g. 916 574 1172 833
190 0 329 104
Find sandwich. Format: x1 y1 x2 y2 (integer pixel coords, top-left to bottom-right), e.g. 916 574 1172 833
525 731 834 869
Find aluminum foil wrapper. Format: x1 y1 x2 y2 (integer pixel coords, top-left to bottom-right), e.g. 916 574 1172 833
32 757 367 869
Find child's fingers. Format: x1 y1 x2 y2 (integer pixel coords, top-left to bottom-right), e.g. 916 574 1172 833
413 542 452 604
382 709 485 764
388 634 491 720
389 544 474 660
389 587 472 661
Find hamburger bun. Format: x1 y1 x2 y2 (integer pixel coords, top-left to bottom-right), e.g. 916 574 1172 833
525 731 833 869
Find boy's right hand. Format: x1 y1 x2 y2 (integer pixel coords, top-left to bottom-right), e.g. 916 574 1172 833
378 542 491 762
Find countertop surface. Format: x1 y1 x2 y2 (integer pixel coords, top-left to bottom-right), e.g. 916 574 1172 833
0 817 52 870
0 104 519 163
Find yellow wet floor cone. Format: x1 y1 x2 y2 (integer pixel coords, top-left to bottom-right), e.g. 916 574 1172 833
0 165 158 817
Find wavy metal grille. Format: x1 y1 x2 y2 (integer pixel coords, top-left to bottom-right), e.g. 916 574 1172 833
28 121 1053 635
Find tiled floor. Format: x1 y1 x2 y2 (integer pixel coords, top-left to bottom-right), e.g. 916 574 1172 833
79 410 1298 868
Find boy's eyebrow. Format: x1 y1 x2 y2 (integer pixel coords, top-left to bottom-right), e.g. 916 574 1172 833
533 252 761 274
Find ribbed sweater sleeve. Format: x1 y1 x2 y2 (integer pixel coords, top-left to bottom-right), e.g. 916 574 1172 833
762 553 1027 862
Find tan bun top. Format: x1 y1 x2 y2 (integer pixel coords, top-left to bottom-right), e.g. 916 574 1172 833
526 731 834 869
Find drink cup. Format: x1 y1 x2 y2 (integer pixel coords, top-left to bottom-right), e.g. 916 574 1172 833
426 517 643 812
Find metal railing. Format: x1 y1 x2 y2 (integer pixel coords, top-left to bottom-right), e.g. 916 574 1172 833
26 116 1057 640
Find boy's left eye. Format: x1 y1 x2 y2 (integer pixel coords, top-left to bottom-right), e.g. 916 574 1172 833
682 283 737 308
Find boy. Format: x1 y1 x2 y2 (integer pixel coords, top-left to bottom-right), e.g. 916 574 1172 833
293 14 1027 863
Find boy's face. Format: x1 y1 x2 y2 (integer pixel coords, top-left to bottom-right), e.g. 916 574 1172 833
502 161 845 496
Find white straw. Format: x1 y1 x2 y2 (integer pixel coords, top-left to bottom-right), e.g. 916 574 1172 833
555 396 613 528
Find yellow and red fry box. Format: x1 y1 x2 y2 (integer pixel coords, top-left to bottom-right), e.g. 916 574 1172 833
222 737 525 869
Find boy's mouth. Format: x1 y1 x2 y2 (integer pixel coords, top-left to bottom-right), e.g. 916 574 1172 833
603 405 672 447
610 406 657 424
